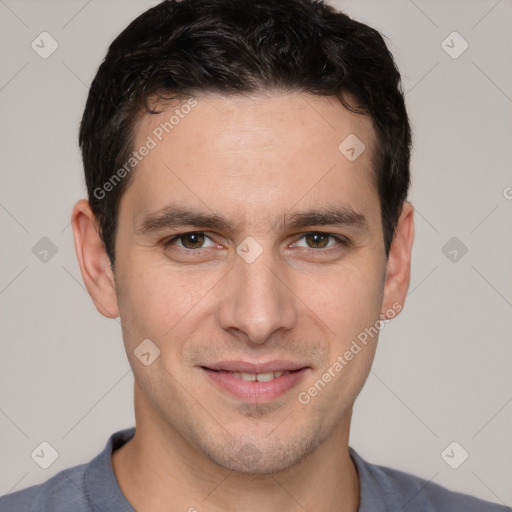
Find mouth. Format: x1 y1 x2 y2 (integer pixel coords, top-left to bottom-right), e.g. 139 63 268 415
200 361 310 402
207 369 294 381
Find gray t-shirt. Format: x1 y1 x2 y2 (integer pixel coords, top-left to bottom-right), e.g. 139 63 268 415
0 427 509 511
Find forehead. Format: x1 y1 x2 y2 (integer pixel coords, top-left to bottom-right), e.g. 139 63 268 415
135 91 376 160
122 92 379 228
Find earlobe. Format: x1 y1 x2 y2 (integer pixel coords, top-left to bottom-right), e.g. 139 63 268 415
71 199 120 319
381 201 415 318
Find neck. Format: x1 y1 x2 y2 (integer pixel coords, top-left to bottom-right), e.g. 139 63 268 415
112 385 360 512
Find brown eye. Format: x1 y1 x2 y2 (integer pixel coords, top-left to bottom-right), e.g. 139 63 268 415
304 233 330 248
181 233 205 249
165 232 214 250
292 232 348 251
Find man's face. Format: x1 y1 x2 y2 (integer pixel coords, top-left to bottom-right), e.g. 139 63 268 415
107 92 395 473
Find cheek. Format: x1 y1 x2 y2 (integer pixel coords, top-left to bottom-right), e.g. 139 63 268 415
297 259 385 337
296 264 383 416
116 256 221 343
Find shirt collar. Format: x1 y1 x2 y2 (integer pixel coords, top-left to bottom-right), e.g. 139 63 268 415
84 427 136 511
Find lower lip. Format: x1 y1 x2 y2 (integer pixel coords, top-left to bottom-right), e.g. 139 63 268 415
202 367 309 402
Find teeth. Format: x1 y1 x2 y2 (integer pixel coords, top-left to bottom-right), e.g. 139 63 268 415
255 372 275 382
228 370 292 381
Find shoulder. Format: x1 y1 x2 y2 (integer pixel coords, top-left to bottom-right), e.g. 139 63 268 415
350 448 511 512
373 464 510 511
0 463 91 512
0 427 136 512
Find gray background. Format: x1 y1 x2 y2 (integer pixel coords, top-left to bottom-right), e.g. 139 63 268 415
1 0 511 505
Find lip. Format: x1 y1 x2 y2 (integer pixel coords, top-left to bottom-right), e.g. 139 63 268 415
204 360 309 374
201 361 310 402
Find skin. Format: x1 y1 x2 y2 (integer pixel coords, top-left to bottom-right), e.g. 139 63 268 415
71 92 414 512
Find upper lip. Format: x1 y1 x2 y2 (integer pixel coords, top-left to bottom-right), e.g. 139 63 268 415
203 360 309 374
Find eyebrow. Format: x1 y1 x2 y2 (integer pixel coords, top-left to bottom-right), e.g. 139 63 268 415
137 203 368 234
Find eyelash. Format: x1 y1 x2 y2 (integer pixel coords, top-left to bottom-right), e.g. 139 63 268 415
162 231 350 252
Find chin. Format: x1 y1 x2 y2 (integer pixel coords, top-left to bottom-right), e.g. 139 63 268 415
199 430 321 475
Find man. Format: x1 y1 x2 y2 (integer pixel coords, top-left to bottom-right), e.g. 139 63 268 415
1 0 509 510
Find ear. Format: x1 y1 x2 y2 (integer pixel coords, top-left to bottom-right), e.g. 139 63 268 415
71 199 119 318
381 201 415 318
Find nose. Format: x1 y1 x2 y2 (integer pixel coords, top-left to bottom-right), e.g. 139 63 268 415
217 245 298 345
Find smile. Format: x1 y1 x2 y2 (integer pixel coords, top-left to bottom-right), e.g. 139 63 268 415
221 370 292 381
201 366 309 402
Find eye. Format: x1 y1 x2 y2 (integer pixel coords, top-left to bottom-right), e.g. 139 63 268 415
163 231 348 253
292 232 348 250
164 232 216 250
